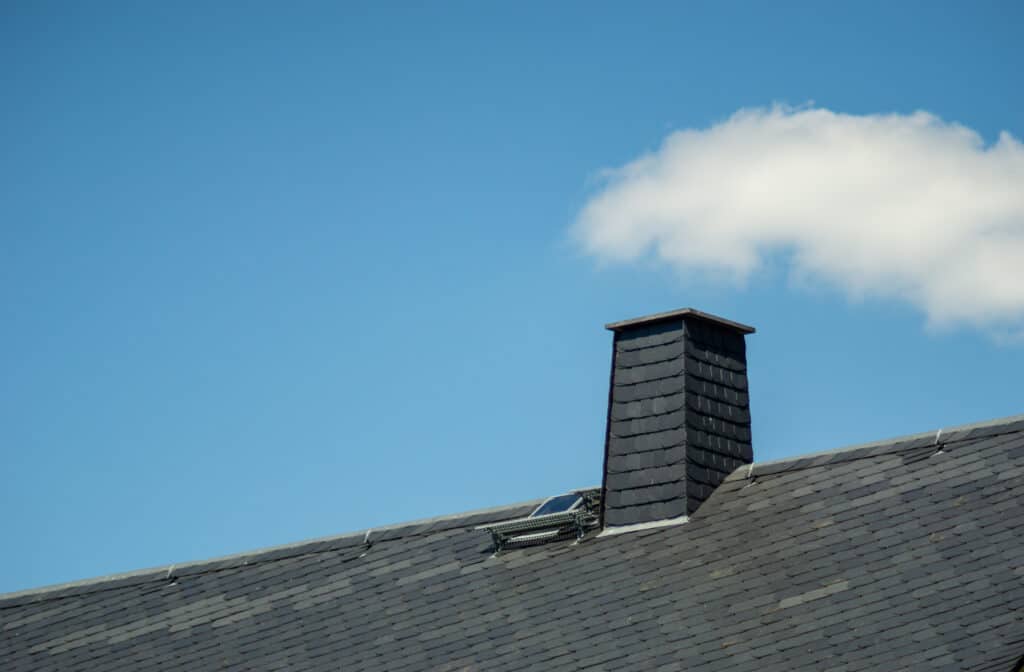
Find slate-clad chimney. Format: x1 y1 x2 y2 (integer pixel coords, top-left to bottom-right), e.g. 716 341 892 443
601 308 755 529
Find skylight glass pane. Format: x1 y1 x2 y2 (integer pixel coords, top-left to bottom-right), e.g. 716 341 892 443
531 494 581 517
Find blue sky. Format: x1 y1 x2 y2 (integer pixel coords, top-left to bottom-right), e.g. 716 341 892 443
2 1 1022 594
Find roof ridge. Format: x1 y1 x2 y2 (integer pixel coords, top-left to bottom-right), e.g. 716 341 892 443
739 411 1024 479
0 498 542 608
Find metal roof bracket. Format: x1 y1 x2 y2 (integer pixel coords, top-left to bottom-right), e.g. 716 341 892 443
478 509 598 554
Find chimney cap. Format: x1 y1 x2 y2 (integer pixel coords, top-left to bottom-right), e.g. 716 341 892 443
605 307 755 335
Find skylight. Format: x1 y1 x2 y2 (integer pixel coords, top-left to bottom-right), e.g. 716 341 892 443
476 488 601 552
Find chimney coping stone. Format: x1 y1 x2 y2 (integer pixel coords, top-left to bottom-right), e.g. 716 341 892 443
605 307 755 335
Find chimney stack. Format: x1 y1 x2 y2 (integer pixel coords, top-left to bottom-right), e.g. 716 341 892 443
601 308 755 531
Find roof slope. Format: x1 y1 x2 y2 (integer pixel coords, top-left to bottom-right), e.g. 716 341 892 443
3 416 1024 671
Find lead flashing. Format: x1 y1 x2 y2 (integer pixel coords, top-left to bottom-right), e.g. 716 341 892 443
597 515 690 537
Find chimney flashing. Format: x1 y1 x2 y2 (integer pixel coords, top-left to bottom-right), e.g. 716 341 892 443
596 515 690 537
605 308 755 335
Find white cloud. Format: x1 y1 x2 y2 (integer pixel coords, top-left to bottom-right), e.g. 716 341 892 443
573 106 1024 335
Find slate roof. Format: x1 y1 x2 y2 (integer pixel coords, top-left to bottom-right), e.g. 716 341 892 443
3 414 1024 671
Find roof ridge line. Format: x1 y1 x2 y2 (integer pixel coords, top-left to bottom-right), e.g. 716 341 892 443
740 411 1024 479
0 498 544 608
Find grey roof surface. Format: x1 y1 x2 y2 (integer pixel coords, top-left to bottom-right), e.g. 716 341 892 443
3 415 1024 671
